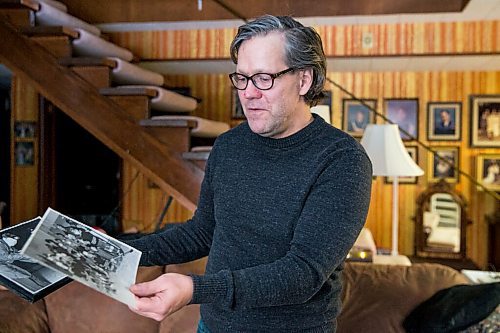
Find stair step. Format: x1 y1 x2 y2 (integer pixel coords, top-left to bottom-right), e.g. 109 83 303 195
140 118 197 129
0 0 37 27
0 0 39 10
182 151 209 171
20 26 76 57
100 87 157 98
57 57 114 89
182 151 210 160
58 57 117 69
20 25 78 38
100 88 158 120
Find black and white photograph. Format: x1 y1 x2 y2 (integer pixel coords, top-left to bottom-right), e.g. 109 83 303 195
21 208 141 307
0 217 69 302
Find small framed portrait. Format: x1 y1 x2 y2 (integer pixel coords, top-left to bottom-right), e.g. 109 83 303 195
476 154 500 191
384 99 419 141
427 102 461 141
342 99 376 137
231 88 245 119
14 121 36 139
311 91 332 124
385 146 419 184
427 147 459 183
15 141 35 166
470 95 500 147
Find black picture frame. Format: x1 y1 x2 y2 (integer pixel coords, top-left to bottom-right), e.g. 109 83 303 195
14 121 36 139
427 146 460 183
384 98 419 141
469 95 500 148
476 154 500 191
427 102 461 141
14 141 34 167
342 99 377 137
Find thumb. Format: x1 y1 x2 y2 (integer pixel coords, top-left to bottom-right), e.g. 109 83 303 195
130 276 166 297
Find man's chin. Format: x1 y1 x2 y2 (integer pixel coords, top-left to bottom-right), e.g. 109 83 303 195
247 121 272 137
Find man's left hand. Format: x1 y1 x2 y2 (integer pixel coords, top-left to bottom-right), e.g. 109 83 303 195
128 273 194 322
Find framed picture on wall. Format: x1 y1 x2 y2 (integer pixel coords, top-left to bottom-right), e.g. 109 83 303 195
342 99 376 137
427 102 461 141
476 154 500 191
14 121 36 139
231 88 245 119
427 147 459 183
385 146 419 184
470 95 500 147
311 90 332 124
14 141 34 166
384 98 419 141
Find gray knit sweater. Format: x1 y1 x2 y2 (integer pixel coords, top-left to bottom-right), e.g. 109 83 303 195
128 115 372 332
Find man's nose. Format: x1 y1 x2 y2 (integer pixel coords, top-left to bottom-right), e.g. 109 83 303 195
243 80 262 99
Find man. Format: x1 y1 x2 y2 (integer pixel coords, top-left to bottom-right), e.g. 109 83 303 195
434 109 455 135
128 15 372 332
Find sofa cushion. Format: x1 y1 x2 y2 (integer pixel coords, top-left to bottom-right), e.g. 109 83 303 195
337 262 470 333
0 291 49 333
403 282 500 333
44 266 163 333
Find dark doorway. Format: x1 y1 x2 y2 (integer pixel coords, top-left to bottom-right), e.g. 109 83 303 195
51 108 121 233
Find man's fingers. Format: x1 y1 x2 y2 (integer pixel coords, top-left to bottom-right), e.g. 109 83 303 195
130 276 168 297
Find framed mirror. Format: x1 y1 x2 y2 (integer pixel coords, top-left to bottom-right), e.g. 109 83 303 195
414 179 469 260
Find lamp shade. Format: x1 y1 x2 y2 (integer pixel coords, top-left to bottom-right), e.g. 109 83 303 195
360 124 424 177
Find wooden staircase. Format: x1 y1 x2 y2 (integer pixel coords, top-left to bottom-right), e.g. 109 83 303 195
0 4 210 218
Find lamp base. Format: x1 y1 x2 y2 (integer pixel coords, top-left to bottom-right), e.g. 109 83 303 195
373 254 412 266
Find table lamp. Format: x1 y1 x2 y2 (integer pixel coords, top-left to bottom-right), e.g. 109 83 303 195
360 124 424 259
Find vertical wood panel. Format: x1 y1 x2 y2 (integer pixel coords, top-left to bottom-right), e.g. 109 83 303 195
10 76 39 225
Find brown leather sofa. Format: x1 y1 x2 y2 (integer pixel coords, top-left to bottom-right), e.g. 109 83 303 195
0 260 470 333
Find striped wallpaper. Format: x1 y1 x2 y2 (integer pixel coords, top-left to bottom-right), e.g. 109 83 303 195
108 20 499 59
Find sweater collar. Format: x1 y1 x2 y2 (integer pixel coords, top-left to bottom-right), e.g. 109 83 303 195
248 113 325 149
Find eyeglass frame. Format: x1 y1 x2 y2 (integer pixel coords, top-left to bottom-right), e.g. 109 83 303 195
228 67 296 91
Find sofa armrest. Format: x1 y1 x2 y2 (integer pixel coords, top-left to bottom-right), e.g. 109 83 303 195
0 290 50 333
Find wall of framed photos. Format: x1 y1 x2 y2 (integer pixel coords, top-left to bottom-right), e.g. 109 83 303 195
100 19 500 267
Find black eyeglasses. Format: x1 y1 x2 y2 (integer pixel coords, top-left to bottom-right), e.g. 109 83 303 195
229 68 295 91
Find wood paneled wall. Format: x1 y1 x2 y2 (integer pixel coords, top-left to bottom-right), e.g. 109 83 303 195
112 19 499 268
10 76 39 224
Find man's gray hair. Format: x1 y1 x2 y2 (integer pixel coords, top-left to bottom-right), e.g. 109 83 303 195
230 15 327 107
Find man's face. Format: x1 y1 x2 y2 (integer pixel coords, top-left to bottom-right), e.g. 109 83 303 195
236 32 311 138
440 111 450 123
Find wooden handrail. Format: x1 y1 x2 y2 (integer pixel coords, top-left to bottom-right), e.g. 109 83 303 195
0 19 203 211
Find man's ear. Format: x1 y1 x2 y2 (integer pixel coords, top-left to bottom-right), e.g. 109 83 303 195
299 68 313 96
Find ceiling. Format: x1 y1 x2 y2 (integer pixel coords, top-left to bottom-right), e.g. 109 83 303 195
59 0 472 24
